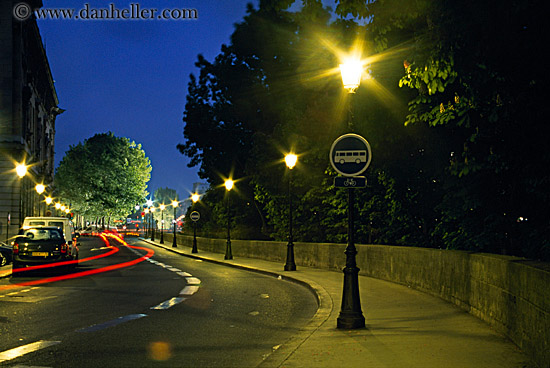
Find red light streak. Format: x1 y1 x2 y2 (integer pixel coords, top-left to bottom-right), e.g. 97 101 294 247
11 233 117 273
0 233 154 291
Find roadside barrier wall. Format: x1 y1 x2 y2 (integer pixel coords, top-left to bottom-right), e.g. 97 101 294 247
162 233 549 367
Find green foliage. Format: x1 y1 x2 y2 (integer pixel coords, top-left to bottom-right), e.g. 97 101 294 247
178 0 549 261
55 132 151 219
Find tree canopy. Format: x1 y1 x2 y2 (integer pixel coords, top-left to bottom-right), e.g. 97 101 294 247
178 0 549 260
55 132 151 220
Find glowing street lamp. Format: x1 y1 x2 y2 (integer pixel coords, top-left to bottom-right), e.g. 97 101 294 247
35 184 45 195
339 59 362 93
55 202 61 216
224 179 234 260
171 200 178 247
16 163 27 178
284 154 298 271
159 204 165 244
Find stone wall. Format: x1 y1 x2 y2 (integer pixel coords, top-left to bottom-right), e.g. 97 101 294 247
163 233 549 367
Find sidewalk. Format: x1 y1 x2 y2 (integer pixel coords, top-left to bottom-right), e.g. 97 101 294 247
142 238 533 368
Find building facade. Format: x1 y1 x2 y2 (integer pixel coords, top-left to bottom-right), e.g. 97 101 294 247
0 0 62 241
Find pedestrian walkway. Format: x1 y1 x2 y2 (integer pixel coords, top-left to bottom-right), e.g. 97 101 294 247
141 238 533 368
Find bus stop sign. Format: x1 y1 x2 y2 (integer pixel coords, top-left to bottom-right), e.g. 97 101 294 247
190 211 200 222
329 133 372 177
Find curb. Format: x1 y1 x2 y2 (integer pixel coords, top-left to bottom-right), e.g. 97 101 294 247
138 238 334 368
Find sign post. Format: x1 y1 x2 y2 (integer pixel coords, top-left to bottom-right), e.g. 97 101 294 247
329 133 372 329
190 211 200 253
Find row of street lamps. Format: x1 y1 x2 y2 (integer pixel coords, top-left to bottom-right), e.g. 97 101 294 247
15 163 71 218
140 199 180 247
217 57 366 330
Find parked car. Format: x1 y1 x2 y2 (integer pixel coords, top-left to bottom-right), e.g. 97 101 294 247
22 217 79 258
0 241 12 267
12 226 77 274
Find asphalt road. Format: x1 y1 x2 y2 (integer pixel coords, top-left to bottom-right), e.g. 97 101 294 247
0 235 318 367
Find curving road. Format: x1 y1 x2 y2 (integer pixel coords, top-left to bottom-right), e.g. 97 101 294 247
0 235 318 367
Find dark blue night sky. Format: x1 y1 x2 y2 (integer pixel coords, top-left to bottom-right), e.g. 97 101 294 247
37 0 259 199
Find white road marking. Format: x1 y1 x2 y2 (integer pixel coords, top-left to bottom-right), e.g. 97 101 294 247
134 244 201 309
0 340 61 363
150 297 186 310
180 285 200 296
90 247 112 251
76 314 147 333
185 277 201 285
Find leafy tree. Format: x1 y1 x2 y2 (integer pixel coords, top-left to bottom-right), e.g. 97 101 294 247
344 0 549 259
55 132 151 221
178 0 549 260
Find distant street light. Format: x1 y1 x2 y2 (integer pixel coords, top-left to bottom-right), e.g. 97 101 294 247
191 193 200 253
224 179 234 260
171 200 178 247
159 204 165 244
337 56 365 330
55 202 61 216
284 154 298 271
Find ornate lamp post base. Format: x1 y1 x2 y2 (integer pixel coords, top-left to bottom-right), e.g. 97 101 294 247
224 240 233 260
337 263 365 329
284 242 296 271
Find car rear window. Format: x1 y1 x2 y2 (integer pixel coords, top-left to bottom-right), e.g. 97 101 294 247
20 228 62 241
48 221 65 228
28 221 46 226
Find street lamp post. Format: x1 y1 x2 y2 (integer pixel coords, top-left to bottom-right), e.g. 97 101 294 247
150 207 155 241
191 193 200 253
159 204 165 244
224 179 234 260
35 184 45 216
45 196 53 216
16 163 27 224
284 154 298 271
172 200 178 247
336 57 366 330
144 208 149 237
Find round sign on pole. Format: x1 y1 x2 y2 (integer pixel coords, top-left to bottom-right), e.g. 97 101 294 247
190 211 200 222
329 133 372 177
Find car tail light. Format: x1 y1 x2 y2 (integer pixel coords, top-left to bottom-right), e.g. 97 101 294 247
60 243 68 254
13 242 19 254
